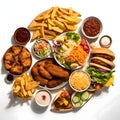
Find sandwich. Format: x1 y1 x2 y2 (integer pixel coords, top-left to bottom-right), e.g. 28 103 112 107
51 89 73 111
86 48 115 90
90 47 115 71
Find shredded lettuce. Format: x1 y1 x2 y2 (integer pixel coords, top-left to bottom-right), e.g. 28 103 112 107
86 66 115 85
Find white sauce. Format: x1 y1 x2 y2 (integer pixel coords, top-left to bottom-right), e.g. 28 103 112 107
35 90 51 106
101 36 110 46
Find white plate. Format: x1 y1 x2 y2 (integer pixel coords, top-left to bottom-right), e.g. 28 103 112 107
31 58 70 91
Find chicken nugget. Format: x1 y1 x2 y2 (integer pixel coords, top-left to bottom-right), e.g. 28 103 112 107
11 46 22 56
45 64 69 79
4 52 14 62
47 79 63 88
10 65 23 75
19 48 31 59
21 58 32 68
4 60 12 70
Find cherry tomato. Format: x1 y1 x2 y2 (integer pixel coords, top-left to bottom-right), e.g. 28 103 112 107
80 39 86 46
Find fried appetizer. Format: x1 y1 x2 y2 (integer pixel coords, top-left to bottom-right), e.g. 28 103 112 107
34 75 48 86
4 52 14 62
47 79 63 88
45 63 69 79
11 45 22 56
3 45 32 75
38 65 52 79
31 66 39 77
31 58 70 88
10 65 23 75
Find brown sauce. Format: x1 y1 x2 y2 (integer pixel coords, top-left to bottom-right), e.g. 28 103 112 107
83 18 101 37
14 27 30 45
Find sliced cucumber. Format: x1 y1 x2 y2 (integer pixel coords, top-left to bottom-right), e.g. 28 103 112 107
75 102 81 108
81 91 90 101
72 96 80 103
75 92 81 97
75 99 83 108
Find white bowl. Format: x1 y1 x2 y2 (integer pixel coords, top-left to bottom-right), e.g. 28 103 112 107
69 70 91 92
53 32 90 70
80 16 103 40
32 38 52 59
35 89 52 107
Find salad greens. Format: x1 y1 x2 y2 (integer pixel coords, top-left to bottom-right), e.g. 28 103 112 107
66 32 80 44
86 66 115 85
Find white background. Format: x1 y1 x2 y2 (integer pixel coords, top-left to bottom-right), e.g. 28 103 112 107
0 0 120 120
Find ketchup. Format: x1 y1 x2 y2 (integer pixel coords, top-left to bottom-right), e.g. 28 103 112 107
14 27 30 45
83 18 101 37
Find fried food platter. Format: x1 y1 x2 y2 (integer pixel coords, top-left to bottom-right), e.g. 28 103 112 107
2 6 115 113
31 58 70 90
3 45 32 75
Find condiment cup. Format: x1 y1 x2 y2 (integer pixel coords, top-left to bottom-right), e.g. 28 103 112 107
14 27 31 45
69 70 91 92
80 16 103 40
35 89 52 107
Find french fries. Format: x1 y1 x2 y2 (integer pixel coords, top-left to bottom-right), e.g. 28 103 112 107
28 6 82 41
12 72 40 100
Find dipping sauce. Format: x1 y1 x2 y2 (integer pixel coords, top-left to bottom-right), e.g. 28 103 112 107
14 27 30 45
69 70 90 92
99 35 112 48
35 90 51 107
83 17 101 37
6 74 14 82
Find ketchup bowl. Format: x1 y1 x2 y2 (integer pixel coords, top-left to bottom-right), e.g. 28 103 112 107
14 27 31 45
80 16 103 40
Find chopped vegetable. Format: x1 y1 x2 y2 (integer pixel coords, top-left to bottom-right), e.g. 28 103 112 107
34 40 51 58
105 75 114 87
66 32 80 44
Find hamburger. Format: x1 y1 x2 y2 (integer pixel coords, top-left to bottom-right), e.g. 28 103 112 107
90 48 115 71
86 47 115 89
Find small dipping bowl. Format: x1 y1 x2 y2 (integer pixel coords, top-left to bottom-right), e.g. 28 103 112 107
99 35 112 48
80 16 103 40
35 89 52 107
32 38 52 59
14 27 31 45
69 70 91 92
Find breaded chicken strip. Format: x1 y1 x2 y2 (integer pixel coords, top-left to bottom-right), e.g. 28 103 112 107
38 65 52 79
37 61 52 79
47 79 63 88
31 66 39 77
34 75 48 86
45 63 69 79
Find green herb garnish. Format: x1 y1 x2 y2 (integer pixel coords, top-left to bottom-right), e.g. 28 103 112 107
66 32 80 43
